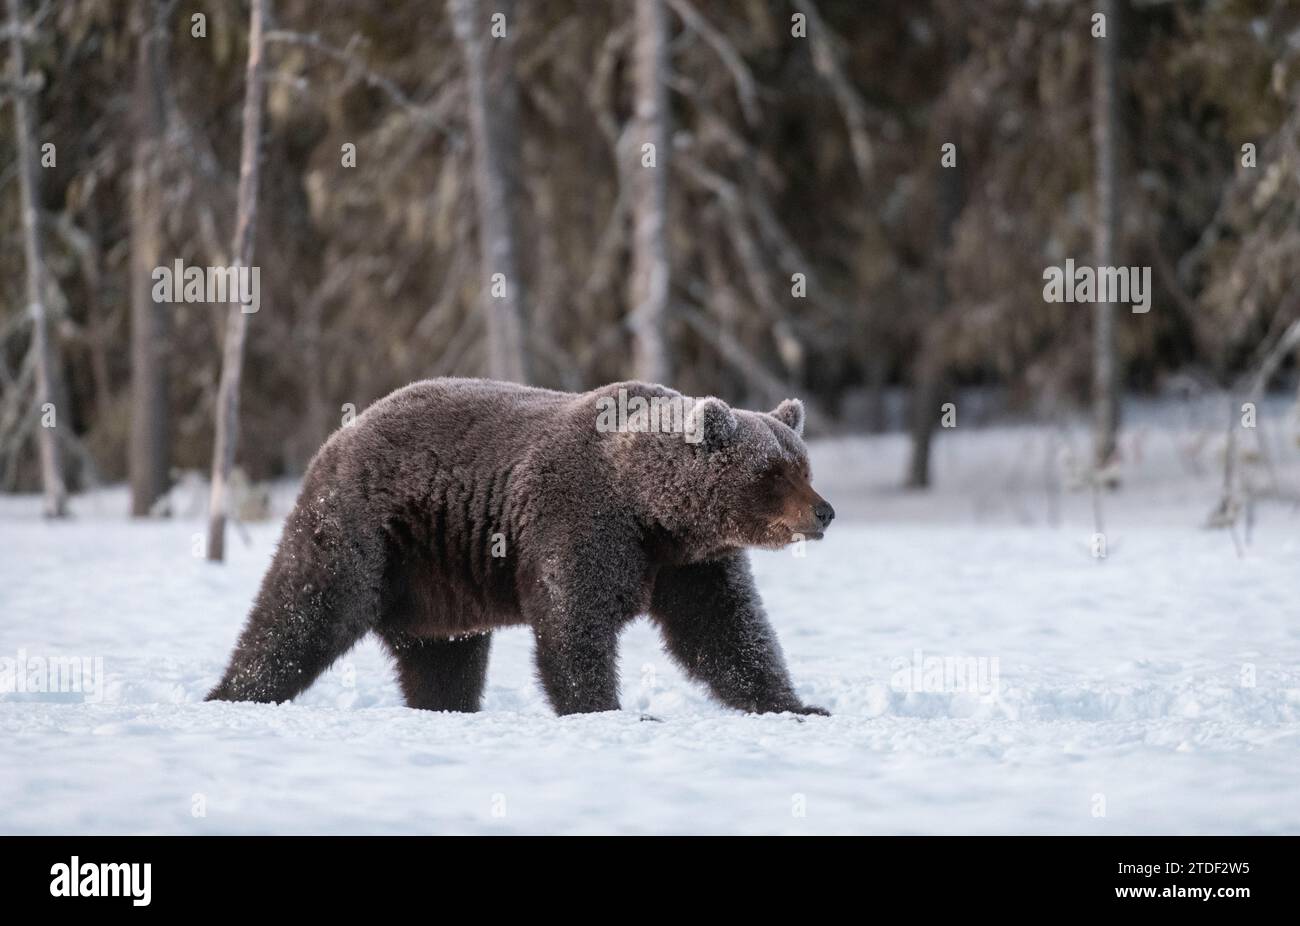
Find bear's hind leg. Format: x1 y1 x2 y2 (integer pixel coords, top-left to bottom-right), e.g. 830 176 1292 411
206 590 370 704
380 630 491 712
207 509 380 704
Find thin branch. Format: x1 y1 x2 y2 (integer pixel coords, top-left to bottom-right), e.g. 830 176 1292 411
264 29 462 143
663 0 760 126
792 0 875 186
679 302 835 433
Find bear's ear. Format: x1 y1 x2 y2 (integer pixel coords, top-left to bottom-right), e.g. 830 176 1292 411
687 397 738 450
770 398 805 436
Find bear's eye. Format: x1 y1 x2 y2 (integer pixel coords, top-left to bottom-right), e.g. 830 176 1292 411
758 465 786 491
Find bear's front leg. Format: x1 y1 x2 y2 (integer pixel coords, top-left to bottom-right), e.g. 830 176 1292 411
523 539 645 716
650 553 828 716
532 620 621 715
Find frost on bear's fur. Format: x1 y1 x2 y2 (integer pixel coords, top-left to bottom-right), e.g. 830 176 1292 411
206 378 834 716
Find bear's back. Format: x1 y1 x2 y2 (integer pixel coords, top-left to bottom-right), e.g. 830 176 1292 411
346 377 579 464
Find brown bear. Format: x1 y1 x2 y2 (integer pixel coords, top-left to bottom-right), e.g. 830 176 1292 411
206 378 834 716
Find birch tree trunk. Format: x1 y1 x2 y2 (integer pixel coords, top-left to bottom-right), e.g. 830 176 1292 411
627 0 671 385
450 0 530 384
1092 0 1121 470
6 0 66 517
206 0 267 562
129 0 171 516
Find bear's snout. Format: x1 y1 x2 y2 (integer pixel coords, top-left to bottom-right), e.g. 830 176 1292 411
783 492 834 540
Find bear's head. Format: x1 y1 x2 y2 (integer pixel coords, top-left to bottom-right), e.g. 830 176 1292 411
609 392 835 558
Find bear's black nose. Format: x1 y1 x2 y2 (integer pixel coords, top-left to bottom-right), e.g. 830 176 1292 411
814 501 835 528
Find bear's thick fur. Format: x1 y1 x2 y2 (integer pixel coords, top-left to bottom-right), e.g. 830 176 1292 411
207 378 834 715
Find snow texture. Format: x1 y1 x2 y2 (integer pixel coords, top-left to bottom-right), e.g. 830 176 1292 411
3 410 1299 834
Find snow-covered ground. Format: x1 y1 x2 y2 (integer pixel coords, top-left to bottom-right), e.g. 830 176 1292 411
3 406 1300 834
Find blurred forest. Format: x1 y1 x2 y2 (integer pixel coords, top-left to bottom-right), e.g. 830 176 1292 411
3 0 1300 519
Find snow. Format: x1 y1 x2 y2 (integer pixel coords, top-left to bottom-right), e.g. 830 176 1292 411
3 408 1300 834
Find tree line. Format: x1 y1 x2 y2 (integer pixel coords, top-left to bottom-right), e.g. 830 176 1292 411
2 0 1299 548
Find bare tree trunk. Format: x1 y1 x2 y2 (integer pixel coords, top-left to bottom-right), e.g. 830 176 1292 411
206 0 267 562
905 353 941 489
77 202 114 426
863 353 887 433
6 0 66 516
129 0 171 516
627 0 671 385
1092 0 1121 469
450 0 530 384
905 118 962 490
